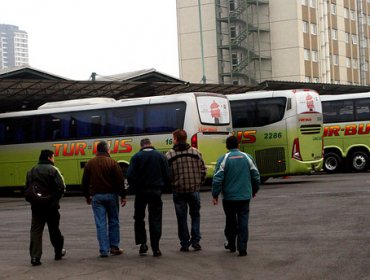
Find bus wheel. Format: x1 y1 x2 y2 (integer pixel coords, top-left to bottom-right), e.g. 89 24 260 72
350 151 369 172
323 152 342 173
119 164 130 190
260 177 269 184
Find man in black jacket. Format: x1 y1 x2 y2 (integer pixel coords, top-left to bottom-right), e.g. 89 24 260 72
25 149 66 266
127 138 170 257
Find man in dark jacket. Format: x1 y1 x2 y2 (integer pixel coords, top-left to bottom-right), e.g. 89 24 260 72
25 149 66 266
212 136 260 256
127 138 169 257
166 129 207 252
82 141 127 257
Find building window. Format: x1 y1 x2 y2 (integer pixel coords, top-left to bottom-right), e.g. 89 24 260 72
303 21 309 33
310 23 317 35
368 15 370 25
312 77 319 83
304 76 311 82
346 57 351 68
312 50 318 62
331 29 338 40
230 26 236 39
331 3 337 15
302 0 308 6
350 10 356 21
304 49 310 61
352 58 358 69
310 0 316 8
332 54 339 65
364 61 369 72
344 8 349 19
352 34 358 44
345 32 350 43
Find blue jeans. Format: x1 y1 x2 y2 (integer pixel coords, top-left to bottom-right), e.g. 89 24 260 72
92 193 120 255
173 192 201 248
222 200 250 252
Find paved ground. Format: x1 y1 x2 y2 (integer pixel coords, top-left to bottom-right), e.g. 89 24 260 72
0 173 370 280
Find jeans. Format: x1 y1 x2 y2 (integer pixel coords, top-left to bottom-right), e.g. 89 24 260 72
173 192 201 248
222 199 250 252
29 205 64 259
92 193 120 255
134 192 163 251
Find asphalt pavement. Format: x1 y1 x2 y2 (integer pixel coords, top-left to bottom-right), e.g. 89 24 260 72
0 173 370 280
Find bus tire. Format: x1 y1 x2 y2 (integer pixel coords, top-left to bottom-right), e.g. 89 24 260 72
349 151 369 172
260 177 269 184
323 152 342 173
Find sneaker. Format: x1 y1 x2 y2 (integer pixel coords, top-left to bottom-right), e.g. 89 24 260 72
238 250 247 257
139 244 149 256
110 247 123 256
55 248 66 260
31 257 41 266
180 246 189 252
153 250 162 257
224 242 236 253
100 253 109 258
192 243 202 251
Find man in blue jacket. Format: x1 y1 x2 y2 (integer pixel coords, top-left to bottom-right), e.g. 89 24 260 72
127 138 170 257
212 136 260 256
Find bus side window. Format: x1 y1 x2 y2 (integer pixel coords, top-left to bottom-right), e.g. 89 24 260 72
355 98 370 121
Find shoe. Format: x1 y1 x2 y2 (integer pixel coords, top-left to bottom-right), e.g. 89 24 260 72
139 244 149 256
31 257 41 266
238 250 247 256
100 253 109 258
110 247 123 256
192 243 202 251
153 250 162 257
55 248 66 260
180 246 189 252
224 242 236 252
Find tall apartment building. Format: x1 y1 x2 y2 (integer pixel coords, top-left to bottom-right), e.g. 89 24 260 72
0 24 29 70
177 0 370 86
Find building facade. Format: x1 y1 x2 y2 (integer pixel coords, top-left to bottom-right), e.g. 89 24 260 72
0 24 29 70
176 0 370 86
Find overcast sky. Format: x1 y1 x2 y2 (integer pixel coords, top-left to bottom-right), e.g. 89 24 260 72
1 0 179 80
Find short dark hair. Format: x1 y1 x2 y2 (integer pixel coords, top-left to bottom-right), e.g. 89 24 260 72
39 149 54 161
97 141 109 153
226 136 239 150
173 129 187 143
140 138 151 147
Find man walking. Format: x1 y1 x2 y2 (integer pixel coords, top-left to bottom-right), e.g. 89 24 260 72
127 138 170 257
82 141 127 257
166 129 207 252
25 149 66 266
212 136 260 256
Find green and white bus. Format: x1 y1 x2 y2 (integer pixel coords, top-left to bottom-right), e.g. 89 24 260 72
228 89 323 182
0 92 232 191
321 92 370 173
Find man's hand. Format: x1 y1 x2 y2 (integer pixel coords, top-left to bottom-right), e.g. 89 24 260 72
213 197 218 205
85 196 92 205
120 197 127 207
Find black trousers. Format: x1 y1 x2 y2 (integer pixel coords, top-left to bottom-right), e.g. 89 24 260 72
29 205 64 259
222 199 250 252
134 192 163 252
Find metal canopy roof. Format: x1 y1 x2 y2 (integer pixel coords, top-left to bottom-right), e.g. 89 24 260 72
2 78 370 114
0 79 252 113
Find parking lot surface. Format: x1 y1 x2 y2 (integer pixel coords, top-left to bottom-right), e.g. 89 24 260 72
0 173 370 280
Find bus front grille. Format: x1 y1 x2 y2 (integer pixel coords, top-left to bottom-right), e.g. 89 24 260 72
255 147 286 174
300 124 322 134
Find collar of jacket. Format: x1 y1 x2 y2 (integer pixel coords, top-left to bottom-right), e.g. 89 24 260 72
38 159 54 165
96 152 111 157
140 146 155 151
173 142 190 151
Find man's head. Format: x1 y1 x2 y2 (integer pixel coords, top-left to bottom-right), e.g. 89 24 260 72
226 136 239 150
173 129 187 144
140 138 152 148
97 141 109 153
39 149 55 162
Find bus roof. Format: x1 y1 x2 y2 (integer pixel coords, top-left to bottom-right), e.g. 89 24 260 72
320 92 370 101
